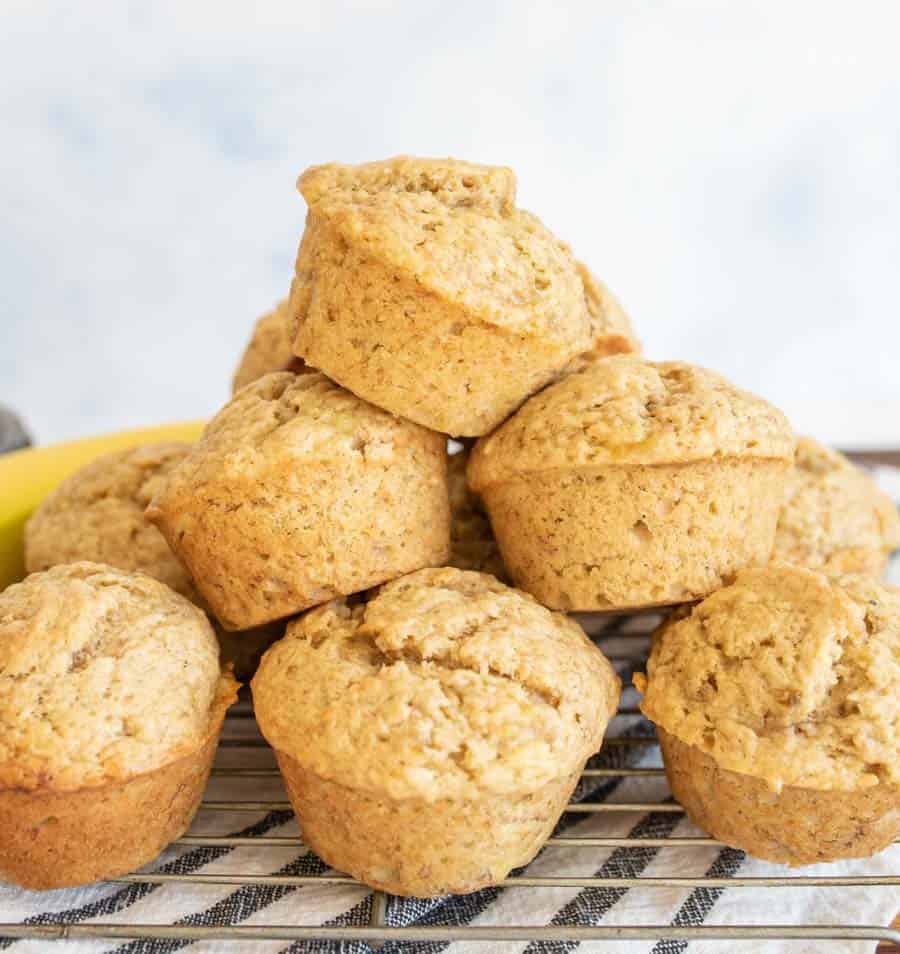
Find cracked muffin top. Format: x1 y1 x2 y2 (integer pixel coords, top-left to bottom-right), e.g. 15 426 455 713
0 562 236 792
297 155 590 342
469 356 795 488
232 300 309 393
152 371 445 494
773 437 900 575
252 567 620 801
25 442 198 600
635 565 900 791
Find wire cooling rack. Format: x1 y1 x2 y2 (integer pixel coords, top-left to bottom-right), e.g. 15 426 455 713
1 609 898 950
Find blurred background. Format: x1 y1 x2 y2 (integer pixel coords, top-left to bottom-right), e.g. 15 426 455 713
2 1 898 446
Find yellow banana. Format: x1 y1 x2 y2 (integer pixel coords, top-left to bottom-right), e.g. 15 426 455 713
0 420 204 591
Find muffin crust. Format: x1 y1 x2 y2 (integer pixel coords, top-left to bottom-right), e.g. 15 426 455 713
774 437 900 576
25 442 197 601
637 566 900 791
147 371 450 629
232 300 308 393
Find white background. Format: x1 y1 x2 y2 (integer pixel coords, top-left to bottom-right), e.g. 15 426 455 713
2 1 898 446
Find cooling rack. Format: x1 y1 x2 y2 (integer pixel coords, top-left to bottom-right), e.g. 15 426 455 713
1 608 898 951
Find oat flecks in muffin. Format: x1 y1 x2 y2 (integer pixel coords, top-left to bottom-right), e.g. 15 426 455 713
24 442 198 600
232 300 309 394
636 565 900 791
773 437 900 576
0 562 231 792
468 356 795 489
288 156 593 436
253 567 620 802
147 371 450 630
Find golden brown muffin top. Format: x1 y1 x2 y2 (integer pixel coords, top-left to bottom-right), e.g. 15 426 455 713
447 450 507 581
299 155 517 212
232 300 308 393
24 442 198 600
635 565 900 791
151 371 445 498
297 155 590 342
773 437 900 575
468 356 795 489
253 567 620 801
0 562 235 792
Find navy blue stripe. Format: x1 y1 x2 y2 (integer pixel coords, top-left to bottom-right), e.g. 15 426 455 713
648 847 745 954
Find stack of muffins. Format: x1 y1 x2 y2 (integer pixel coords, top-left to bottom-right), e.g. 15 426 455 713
3 157 899 895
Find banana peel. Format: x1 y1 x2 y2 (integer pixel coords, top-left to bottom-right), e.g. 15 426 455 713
0 420 204 591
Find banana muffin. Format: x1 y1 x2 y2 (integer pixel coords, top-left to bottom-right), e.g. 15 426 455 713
252 567 620 896
564 262 640 371
636 565 900 865
147 371 450 630
232 299 309 393
468 356 795 611
773 437 900 576
25 442 198 601
447 448 507 581
0 562 237 889
287 156 593 436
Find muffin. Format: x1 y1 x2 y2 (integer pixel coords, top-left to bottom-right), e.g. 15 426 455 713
147 371 450 630
252 567 620 896
0 562 237 889
565 262 640 371
773 436 900 576
468 356 795 611
232 300 309 393
287 156 593 436
447 448 507 581
21 441 273 675
635 565 900 865
25 442 197 600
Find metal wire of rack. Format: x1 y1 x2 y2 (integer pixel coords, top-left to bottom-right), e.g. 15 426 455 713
1 610 897 950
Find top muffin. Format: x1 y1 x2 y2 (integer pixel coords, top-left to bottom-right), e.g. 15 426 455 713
636 565 900 791
0 562 234 792
24 442 198 601
232 300 309 393
252 567 619 801
774 437 900 576
288 156 595 436
469 356 794 488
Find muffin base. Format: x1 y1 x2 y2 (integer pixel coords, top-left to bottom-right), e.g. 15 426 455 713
660 729 900 866
480 457 787 611
0 709 228 890
276 750 579 897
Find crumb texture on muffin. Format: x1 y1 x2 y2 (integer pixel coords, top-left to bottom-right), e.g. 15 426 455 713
469 357 795 489
773 436 900 575
24 442 197 598
636 565 900 791
0 562 230 792
566 262 640 368
232 300 308 393
147 371 450 629
253 567 619 801
447 450 507 580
